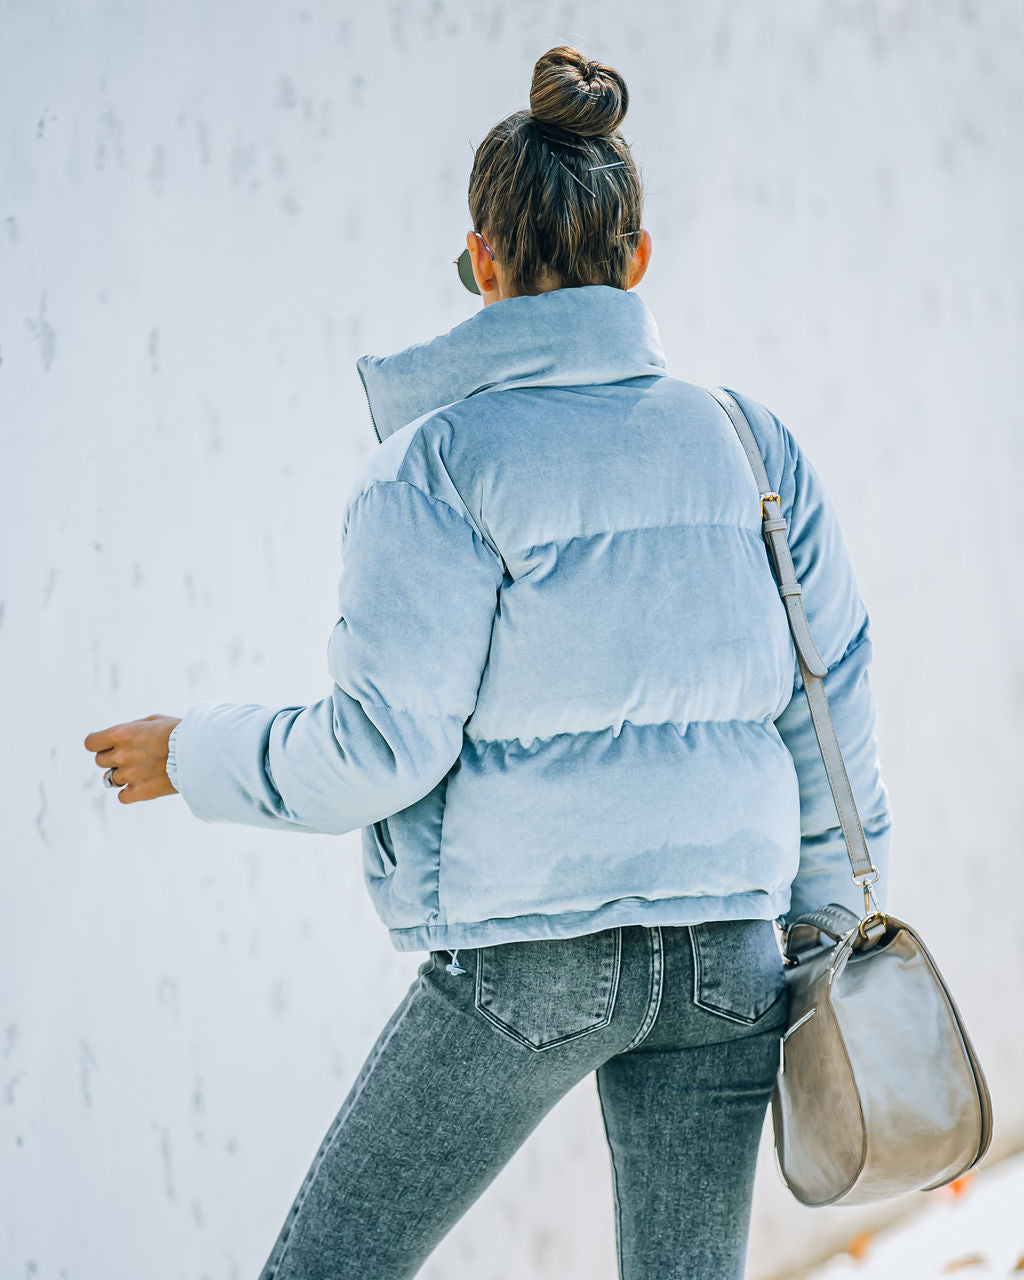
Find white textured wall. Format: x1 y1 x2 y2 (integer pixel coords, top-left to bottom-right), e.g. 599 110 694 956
2 3 1022 1278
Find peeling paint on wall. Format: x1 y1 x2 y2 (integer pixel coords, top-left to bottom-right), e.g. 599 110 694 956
34 785 48 846
79 1039 97 1108
148 145 167 197
95 108 125 169
159 1128 177 1203
26 295 55 370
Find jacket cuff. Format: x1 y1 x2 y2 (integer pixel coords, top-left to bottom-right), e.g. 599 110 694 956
165 722 181 793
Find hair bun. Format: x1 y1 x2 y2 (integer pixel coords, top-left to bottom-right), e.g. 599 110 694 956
529 45 629 139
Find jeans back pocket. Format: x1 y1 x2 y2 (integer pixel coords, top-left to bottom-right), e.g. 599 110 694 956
474 929 622 1051
689 918 786 1025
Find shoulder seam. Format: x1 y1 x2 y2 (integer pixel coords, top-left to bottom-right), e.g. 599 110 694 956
346 478 500 561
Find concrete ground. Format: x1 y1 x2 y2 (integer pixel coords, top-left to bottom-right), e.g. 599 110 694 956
797 1151 1024 1279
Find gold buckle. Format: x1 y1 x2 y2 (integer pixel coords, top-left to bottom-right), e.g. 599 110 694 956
857 912 888 946
852 867 880 916
760 491 781 518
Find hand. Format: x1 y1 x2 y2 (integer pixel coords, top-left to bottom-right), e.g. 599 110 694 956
84 714 182 805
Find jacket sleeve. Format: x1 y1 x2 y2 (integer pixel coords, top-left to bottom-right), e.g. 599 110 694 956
733 394 893 926
170 479 503 833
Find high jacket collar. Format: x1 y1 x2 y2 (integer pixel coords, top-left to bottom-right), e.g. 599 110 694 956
356 285 667 441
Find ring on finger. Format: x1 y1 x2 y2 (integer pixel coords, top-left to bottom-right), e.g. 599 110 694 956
103 767 120 789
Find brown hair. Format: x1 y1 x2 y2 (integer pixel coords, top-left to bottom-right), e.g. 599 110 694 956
468 46 643 296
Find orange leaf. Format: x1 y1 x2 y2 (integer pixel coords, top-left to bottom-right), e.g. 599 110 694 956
845 1231 874 1261
941 1255 987 1273
1011 1253 1024 1272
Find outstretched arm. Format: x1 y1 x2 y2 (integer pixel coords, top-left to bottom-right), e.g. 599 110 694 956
85 479 503 832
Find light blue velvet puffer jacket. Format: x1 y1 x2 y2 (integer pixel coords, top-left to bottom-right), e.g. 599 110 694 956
167 285 891 953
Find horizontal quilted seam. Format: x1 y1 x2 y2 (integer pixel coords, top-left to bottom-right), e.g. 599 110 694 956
517 519 764 558
463 715 774 749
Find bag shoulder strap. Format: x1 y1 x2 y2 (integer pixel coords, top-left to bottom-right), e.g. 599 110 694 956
707 387 878 890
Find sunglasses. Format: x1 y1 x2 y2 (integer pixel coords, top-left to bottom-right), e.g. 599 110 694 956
454 231 495 295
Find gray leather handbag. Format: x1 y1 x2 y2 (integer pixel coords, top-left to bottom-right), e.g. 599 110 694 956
710 387 994 1208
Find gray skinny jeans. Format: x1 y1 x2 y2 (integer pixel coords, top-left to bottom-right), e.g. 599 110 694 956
257 920 788 1280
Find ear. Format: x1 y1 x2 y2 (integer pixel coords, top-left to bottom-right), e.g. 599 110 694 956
467 230 500 298
626 229 653 289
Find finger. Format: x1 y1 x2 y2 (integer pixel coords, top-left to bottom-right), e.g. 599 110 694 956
118 776 173 805
84 721 139 752
94 747 124 768
84 727 119 752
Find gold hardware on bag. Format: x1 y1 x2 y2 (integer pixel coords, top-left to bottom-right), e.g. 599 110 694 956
852 867 881 917
856 913 888 946
759 491 781 518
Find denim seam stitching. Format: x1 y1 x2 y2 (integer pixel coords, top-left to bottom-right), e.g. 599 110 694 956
261 979 423 1278
596 1068 626 1280
473 931 624 1051
694 986 787 1026
690 923 784 1025
622 926 664 1053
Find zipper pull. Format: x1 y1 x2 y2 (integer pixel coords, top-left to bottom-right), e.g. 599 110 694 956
445 949 466 976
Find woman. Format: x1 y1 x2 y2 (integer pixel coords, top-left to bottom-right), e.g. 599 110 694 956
85 46 890 1280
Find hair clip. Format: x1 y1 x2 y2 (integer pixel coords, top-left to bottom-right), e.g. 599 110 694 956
587 160 626 172
558 159 598 197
